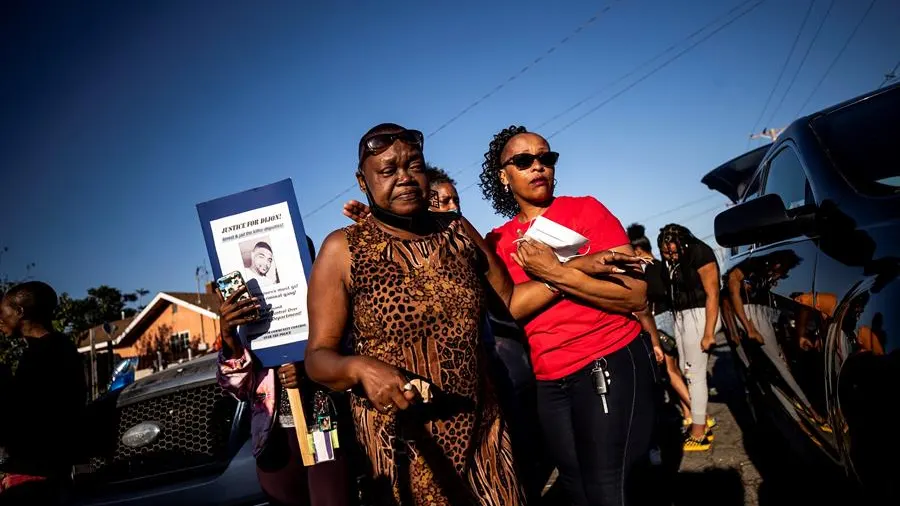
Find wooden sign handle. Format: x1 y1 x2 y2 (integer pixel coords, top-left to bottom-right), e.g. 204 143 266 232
287 387 316 466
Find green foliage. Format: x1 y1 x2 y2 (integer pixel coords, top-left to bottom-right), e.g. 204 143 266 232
53 285 139 335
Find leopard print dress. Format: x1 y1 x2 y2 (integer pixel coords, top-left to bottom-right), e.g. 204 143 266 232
344 215 525 506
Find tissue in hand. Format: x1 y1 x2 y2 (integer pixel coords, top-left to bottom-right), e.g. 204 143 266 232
523 216 590 262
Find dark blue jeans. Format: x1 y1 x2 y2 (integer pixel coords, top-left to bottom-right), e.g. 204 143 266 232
536 333 657 506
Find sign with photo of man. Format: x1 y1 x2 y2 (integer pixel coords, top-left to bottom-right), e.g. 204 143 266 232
196 179 313 367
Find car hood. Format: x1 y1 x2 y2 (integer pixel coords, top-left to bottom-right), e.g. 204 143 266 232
117 353 219 407
701 143 772 203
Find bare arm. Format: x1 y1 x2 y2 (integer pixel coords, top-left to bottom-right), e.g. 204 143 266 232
699 261 720 342
520 243 648 314
636 307 664 363
304 229 419 410
304 230 359 391
458 217 561 322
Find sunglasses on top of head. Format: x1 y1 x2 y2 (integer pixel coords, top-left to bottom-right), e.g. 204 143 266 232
360 129 425 162
502 151 559 170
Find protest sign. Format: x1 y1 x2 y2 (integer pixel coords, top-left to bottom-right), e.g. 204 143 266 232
198 179 317 464
197 179 314 367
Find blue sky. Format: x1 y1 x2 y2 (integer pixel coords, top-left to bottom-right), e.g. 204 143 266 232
1 0 897 299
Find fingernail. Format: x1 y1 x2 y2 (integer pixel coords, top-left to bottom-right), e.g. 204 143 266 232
614 267 625 273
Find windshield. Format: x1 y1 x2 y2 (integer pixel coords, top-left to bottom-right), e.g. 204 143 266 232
812 87 900 196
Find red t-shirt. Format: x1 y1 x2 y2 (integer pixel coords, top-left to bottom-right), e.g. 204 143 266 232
486 196 641 381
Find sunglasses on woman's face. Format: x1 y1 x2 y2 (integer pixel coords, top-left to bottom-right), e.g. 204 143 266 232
361 129 425 159
502 151 559 170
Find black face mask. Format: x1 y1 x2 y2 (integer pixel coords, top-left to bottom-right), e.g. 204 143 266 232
360 177 432 233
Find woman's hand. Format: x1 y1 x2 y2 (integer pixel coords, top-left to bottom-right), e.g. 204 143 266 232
653 344 665 364
512 238 563 281
349 356 418 413
218 285 260 354
566 250 647 276
342 200 371 223
701 331 717 352
277 363 301 389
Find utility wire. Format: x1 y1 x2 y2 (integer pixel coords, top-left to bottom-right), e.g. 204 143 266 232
538 0 756 131
637 194 720 223
765 0 835 128
458 2 765 199
746 0 816 150
301 2 621 218
796 0 878 116
547 0 766 140
426 0 622 138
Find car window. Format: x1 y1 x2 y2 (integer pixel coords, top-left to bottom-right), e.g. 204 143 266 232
740 172 762 203
812 86 900 195
763 147 810 210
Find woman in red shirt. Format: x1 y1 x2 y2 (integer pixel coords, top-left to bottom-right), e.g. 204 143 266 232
480 125 657 506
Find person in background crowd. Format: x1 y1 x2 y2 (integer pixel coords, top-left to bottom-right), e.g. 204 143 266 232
307 123 534 505
0 281 86 505
424 166 461 214
217 236 351 506
628 224 694 427
480 125 655 506
658 224 720 451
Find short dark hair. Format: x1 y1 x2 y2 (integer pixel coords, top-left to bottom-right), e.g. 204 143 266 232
253 242 273 253
425 164 456 188
479 125 530 218
4 281 58 323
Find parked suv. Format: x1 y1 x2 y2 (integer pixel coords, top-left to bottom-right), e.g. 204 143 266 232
70 353 267 506
702 83 899 501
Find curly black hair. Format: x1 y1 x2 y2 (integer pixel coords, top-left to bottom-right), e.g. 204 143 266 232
479 125 528 219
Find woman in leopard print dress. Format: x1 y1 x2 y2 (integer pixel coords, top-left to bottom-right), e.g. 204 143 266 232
305 123 549 505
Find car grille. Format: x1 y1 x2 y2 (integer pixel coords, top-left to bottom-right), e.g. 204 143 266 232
84 383 239 484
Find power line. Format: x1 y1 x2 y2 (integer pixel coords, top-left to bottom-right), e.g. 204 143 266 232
426 0 622 139
458 3 766 198
538 0 756 131
301 2 621 219
879 58 900 89
634 194 719 223
747 0 816 150
680 203 727 224
796 0 878 116
547 0 766 140
765 0 836 127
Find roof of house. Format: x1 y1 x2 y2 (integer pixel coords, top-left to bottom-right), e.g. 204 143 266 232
75 316 137 349
76 291 220 353
165 291 221 313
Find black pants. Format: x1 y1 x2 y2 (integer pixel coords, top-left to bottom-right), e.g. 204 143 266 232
536 333 657 506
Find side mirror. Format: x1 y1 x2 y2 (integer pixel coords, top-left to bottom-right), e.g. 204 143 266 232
714 193 812 248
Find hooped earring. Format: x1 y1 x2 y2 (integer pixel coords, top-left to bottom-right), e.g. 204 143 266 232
504 184 510 193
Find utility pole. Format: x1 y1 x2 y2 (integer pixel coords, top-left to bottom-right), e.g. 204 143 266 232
195 263 210 357
89 327 98 400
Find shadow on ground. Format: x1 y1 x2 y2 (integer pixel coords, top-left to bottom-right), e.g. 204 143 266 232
674 468 745 506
